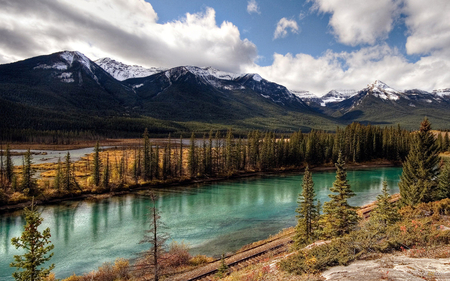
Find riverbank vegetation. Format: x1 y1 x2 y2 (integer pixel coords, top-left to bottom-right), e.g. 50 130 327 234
0 122 426 208
280 118 450 280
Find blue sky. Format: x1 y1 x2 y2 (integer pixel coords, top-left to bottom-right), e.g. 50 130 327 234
1 0 450 95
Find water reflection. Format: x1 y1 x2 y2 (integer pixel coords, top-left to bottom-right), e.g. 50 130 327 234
0 167 402 280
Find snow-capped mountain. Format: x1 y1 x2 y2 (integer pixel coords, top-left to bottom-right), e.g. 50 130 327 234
3 50 450 132
34 51 105 84
365 80 400 101
95 58 304 106
320 89 358 105
95 57 167 81
433 88 450 98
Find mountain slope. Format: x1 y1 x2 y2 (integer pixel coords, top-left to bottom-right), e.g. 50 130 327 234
322 81 450 129
0 51 340 135
95 57 167 81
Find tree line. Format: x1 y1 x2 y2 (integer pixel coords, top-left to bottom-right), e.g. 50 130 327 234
3 121 450 205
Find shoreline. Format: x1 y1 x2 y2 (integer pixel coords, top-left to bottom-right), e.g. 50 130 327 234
0 159 400 213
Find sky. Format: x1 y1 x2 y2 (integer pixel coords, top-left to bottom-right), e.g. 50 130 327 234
1 0 450 96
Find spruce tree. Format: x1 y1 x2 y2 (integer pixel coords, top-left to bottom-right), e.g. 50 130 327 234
188 133 196 177
370 181 399 227
92 141 101 186
62 152 73 192
399 118 440 205
20 149 38 196
53 158 62 191
102 153 110 189
10 200 55 281
143 128 151 181
5 144 14 185
320 151 359 238
437 160 450 200
444 133 450 152
294 166 318 247
179 135 183 177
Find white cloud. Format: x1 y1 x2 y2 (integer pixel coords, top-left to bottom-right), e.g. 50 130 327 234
403 0 450 55
273 18 299 39
310 0 399 46
0 0 257 73
244 44 450 95
247 0 261 14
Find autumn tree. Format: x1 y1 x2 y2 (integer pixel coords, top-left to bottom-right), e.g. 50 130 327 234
399 117 440 206
320 151 359 238
294 166 318 247
10 199 55 281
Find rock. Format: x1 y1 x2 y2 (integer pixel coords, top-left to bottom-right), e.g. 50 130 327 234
321 254 450 280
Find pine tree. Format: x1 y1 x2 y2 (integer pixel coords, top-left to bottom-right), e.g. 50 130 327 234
188 133 196 177
216 254 229 278
294 166 318 247
53 158 62 191
62 153 74 192
370 181 399 227
320 151 359 238
10 199 55 281
92 141 101 186
443 132 450 152
437 160 450 200
20 149 38 196
5 144 14 185
143 128 151 181
102 153 110 189
399 118 440 205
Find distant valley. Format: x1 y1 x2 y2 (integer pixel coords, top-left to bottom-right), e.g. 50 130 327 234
0 51 449 137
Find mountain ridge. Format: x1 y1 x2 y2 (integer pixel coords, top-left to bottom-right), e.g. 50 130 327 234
1 51 450 135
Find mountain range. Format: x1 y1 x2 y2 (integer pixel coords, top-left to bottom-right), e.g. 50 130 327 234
0 51 449 136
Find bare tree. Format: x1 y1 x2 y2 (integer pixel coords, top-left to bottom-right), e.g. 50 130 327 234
139 192 169 281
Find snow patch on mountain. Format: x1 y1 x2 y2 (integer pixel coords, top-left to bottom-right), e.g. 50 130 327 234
252 74 262 82
34 62 68 71
95 57 167 81
291 90 316 99
57 72 74 83
433 88 450 98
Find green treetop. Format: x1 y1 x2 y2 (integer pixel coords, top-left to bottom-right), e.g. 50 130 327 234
370 181 399 227
399 117 440 206
10 200 55 281
294 166 318 247
320 151 359 238
437 160 450 200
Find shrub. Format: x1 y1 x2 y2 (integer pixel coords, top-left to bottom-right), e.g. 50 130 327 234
162 241 191 268
189 255 214 266
113 258 130 280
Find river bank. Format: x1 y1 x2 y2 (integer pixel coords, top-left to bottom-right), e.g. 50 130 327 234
0 159 399 213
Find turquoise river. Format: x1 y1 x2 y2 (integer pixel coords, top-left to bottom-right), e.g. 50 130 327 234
0 166 402 279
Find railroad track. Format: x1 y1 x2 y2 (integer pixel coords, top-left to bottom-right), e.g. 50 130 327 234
186 241 292 281
170 235 293 281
